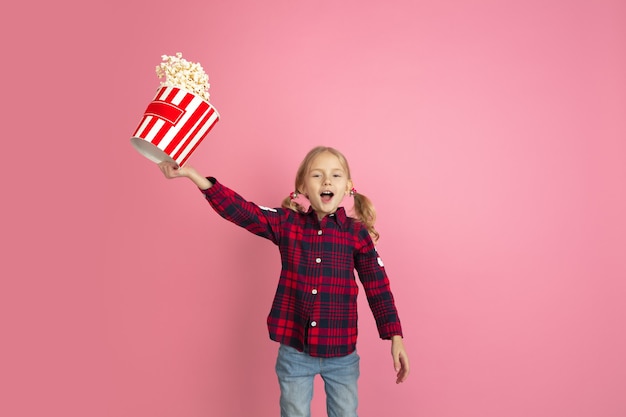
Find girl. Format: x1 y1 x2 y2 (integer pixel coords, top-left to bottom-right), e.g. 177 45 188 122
158 146 409 417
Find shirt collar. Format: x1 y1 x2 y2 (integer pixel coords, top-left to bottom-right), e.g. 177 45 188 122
306 206 348 229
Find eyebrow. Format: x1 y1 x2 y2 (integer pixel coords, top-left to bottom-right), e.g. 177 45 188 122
309 167 345 172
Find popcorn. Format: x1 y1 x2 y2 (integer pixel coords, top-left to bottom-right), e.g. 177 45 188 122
156 52 211 102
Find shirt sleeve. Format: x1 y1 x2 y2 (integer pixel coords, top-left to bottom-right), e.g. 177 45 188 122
354 227 404 339
200 177 283 245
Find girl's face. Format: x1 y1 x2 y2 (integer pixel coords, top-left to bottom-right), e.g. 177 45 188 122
301 151 352 220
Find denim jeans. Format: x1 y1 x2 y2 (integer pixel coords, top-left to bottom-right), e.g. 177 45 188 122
275 344 360 417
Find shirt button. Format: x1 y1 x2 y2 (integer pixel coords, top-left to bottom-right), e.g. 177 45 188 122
311 321 317 327
312 289 318 295
315 258 321 263
318 230 323 235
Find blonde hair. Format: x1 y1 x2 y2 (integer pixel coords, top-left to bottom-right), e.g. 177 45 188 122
281 146 380 242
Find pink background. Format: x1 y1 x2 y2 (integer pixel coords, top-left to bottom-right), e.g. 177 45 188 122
2 0 625 416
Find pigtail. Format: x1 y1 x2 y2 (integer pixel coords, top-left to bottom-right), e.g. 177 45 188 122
353 192 380 243
281 193 306 213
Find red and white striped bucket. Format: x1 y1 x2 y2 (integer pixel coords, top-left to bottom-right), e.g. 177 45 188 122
130 86 219 167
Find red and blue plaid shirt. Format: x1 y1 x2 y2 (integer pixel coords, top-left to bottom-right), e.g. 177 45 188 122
202 178 403 357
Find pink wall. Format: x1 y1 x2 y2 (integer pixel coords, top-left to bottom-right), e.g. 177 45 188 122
3 0 625 416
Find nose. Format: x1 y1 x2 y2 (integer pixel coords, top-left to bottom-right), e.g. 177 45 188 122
323 176 331 185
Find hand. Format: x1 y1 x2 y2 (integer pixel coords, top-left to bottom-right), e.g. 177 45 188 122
158 161 190 179
391 335 410 384
158 161 212 190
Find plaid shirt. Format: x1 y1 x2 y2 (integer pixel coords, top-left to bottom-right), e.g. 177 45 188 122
202 178 403 357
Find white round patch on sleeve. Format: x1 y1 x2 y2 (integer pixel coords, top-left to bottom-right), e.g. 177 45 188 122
377 257 384 267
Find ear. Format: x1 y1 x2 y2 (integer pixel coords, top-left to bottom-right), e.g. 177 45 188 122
346 179 353 196
299 185 310 199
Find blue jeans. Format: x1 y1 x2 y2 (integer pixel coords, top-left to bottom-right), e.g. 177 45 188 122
275 344 360 417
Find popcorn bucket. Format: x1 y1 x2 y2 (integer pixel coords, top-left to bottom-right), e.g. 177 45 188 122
130 85 220 167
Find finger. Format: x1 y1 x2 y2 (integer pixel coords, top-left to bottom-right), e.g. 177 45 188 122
163 164 180 178
395 355 410 383
158 162 171 177
159 161 177 175
396 369 408 383
394 353 403 381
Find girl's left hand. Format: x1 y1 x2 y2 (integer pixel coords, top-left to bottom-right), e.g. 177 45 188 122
391 335 410 384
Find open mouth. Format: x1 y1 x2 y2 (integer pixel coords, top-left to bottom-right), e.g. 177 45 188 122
320 191 334 203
